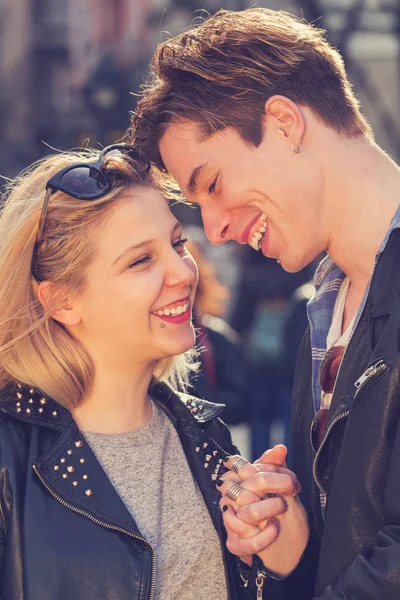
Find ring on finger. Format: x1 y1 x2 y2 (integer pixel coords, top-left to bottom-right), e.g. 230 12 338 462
226 483 245 502
231 456 249 474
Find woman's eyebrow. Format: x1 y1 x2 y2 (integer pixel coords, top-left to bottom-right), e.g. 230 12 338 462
111 221 182 266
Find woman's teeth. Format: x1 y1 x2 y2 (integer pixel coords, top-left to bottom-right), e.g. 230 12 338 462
154 300 189 317
248 214 267 251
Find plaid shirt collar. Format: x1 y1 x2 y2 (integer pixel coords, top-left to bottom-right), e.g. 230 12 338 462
307 204 400 412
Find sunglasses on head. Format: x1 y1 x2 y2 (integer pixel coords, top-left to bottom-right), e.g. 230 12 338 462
35 143 150 243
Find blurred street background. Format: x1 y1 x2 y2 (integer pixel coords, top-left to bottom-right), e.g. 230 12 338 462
1 0 399 459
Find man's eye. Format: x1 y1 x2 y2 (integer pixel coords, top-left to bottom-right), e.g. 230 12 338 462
208 175 219 195
173 237 188 252
128 255 151 268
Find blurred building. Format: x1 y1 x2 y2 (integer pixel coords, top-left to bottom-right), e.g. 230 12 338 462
0 0 399 177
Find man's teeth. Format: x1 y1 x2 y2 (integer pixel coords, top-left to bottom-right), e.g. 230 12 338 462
155 300 189 317
248 214 267 251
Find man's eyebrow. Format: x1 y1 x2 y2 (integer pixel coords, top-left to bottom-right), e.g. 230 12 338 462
187 162 209 194
112 221 182 266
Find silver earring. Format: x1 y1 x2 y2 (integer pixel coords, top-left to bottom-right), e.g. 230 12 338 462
160 323 165 328
292 142 301 153
277 259 281 265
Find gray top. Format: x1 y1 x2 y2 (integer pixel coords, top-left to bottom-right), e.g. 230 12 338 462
83 400 228 600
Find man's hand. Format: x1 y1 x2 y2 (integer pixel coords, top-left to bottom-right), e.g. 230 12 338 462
218 446 309 576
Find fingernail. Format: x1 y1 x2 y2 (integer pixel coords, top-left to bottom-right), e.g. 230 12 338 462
215 477 225 487
223 455 232 463
222 505 228 512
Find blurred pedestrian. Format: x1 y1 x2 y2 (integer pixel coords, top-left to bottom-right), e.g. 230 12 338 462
186 232 250 425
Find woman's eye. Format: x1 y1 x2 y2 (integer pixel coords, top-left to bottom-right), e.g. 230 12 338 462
173 237 188 253
128 255 151 269
208 175 219 195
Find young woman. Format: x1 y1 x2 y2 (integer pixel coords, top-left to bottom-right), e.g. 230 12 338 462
0 144 252 599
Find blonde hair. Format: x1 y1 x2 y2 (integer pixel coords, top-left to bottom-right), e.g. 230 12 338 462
0 149 197 409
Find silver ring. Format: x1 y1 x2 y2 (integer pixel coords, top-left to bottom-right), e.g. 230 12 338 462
231 456 249 474
226 483 244 502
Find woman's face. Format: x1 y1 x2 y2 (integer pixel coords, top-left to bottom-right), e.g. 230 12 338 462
70 187 198 371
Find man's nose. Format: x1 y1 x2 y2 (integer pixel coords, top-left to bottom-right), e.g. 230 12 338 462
201 206 230 246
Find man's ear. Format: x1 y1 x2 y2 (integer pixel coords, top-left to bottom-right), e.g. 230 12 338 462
37 281 82 327
263 95 305 146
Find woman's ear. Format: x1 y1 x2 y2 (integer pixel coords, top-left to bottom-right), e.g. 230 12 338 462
37 281 82 327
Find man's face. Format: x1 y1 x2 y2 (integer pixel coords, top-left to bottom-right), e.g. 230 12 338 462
159 119 326 272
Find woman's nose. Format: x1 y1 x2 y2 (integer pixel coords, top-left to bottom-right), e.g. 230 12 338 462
165 253 197 288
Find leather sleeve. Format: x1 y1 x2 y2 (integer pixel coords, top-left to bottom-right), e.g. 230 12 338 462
311 413 400 600
0 499 6 593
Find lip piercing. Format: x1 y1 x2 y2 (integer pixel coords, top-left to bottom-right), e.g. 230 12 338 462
160 323 165 328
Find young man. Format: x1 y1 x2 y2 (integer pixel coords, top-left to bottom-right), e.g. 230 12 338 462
129 8 400 599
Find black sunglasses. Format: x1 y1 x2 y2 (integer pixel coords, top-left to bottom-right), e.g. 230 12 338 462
36 144 150 243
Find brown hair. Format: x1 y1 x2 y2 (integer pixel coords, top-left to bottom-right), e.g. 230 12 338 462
0 149 196 409
130 7 372 184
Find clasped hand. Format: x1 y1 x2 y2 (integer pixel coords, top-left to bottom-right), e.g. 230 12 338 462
217 445 309 578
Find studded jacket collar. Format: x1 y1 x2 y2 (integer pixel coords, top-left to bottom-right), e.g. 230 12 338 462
0 380 247 600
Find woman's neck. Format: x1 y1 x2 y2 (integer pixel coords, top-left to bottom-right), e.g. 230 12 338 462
72 363 154 434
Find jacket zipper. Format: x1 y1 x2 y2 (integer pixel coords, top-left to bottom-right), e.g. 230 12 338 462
256 570 267 599
216 516 232 600
313 359 388 508
312 409 350 509
33 465 157 600
354 359 387 397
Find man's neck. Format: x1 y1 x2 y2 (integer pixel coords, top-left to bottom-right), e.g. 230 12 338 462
323 137 400 292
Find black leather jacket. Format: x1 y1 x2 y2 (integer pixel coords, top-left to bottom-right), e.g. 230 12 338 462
0 380 251 599
261 228 400 599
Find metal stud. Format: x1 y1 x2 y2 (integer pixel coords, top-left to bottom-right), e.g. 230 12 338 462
85 489 93 496
38 408 44 413
191 408 198 414
29 388 34 394
205 454 212 462
75 441 83 448
17 383 22 389
40 398 47 405
218 459 223 464
79 458 86 464
72 481 79 487
16 402 21 407
62 474 68 479
213 450 218 457
16 392 22 399
211 474 218 481
16 407 22 413
195 447 200 452
199 404 204 411
60 458 66 464
52 410 58 417
54 465 59 471
67 450 72 455
204 463 209 469
29 398 34 404
82 474 88 480
203 443 208 449
25 408 31 414
67 466 75 473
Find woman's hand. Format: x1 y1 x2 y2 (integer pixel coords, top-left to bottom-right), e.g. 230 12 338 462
218 446 309 576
